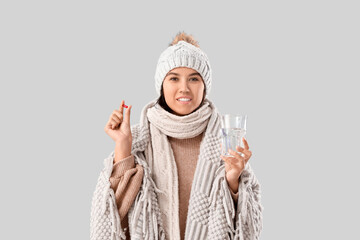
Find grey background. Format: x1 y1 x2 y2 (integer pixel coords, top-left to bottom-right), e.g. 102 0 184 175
1 0 359 239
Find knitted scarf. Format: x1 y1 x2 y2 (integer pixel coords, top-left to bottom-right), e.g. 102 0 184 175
90 98 264 240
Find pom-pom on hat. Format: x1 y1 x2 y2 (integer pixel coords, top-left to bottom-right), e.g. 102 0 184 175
154 32 212 98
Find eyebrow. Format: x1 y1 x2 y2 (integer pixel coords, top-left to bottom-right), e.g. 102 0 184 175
166 72 201 77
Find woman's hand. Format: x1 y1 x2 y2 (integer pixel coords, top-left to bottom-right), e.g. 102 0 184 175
104 100 133 150
220 137 252 193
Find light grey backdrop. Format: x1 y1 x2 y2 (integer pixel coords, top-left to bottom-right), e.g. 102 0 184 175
1 0 359 239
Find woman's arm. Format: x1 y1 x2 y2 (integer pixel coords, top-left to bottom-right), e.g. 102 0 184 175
109 152 144 240
109 154 144 222
227 179 239 208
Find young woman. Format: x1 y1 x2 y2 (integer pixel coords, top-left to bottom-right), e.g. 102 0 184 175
90 32 263 240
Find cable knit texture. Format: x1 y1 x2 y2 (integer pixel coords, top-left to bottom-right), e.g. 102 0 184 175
90 97 264 240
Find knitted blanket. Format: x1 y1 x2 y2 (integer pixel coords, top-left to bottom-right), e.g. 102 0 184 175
90 98 264 240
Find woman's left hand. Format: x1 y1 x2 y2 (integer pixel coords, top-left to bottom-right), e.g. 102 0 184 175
220 137 252 192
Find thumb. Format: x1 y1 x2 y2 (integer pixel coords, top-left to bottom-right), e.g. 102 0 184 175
123 104 132 126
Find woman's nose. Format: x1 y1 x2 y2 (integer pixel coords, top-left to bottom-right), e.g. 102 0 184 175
179 80 190 92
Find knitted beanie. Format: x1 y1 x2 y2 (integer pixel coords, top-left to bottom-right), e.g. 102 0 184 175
154 40 212 98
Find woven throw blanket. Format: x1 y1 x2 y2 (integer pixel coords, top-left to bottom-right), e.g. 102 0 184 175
90 98 264 240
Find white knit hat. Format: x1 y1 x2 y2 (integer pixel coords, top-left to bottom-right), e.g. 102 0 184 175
154 40 212 98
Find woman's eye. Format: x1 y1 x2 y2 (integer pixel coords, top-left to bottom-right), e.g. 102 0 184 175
169 77 198 81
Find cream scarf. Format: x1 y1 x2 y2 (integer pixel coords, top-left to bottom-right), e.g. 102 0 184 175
145 99 212 240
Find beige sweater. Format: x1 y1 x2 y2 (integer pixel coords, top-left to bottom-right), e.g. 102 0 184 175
109 132 239 240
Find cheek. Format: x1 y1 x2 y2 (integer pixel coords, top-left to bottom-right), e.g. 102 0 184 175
197 85 205 98
163 84 175 99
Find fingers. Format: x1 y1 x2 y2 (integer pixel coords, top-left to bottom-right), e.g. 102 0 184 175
220 138 252 171
119 100 124 115
114 100 125 122
108 111 122 129
243 137 249 150
112 110 123 122
106 100 129 130
228 148 246 162
221 155 238 165
220 155 244 171
236 145 252 164
236 145 252 158
123 104 132 125
109 119 118 129
105 118 117 130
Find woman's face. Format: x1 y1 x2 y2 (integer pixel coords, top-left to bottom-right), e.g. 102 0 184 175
162 67 205 116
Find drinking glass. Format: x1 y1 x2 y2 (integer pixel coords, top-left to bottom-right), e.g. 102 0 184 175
220 114 247 157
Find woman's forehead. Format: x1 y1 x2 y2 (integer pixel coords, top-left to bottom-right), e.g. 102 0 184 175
169 67 198 73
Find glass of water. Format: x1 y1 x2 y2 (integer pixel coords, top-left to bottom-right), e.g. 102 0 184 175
220 114 247 157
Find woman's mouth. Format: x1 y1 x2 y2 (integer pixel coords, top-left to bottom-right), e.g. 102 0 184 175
177 98 192 104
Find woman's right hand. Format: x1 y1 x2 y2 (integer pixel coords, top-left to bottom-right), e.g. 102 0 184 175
104 100 133 151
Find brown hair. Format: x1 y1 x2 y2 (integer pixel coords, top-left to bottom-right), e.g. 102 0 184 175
156 32 206 115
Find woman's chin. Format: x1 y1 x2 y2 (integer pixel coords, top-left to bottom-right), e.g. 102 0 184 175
171 109 192 116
